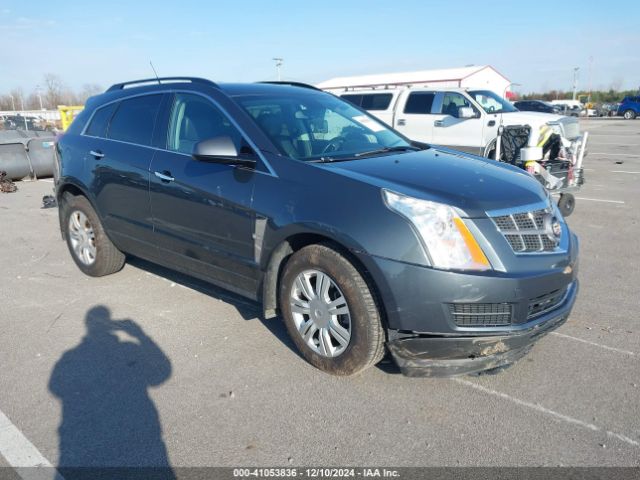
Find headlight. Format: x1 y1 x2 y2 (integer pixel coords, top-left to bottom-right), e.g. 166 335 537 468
383 190 491 271
548 123 563 136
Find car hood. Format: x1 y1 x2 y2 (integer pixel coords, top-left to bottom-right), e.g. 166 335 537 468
321 148 548 218
501 111 567 124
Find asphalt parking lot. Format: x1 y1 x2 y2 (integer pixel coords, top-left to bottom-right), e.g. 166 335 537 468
0 118 638 471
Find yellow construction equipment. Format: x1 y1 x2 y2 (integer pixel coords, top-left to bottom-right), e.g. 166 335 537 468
58 105 84 131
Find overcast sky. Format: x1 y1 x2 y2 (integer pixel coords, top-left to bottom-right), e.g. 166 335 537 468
1 0 638 95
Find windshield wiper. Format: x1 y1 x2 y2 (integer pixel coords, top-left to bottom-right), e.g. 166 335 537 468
353 145 421 158
307 145 421 163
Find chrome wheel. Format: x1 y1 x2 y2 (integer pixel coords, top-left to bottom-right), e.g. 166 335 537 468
68 210 96 265
289 269 351 358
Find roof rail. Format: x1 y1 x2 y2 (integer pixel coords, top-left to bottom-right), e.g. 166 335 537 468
258 81 321 91
106 77 218 92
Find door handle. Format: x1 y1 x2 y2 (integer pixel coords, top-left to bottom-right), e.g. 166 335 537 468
89 150 104 159
154 171 175 182
396 119 406 126
434 120 444 127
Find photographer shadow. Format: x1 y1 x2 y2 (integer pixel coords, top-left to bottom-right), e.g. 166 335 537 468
49 306 175 479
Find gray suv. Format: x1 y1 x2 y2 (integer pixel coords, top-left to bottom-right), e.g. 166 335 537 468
55 77 579 377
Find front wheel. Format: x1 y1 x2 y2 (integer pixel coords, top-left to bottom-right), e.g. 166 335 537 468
558 193 575 217
279 244 385 376
623 110 636 120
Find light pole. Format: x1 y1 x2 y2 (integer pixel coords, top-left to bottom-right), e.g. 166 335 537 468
587 56 593 104
273 57 283 81
572 67 580 101
9 94 15 111
36 85 44 110
19 94 27 131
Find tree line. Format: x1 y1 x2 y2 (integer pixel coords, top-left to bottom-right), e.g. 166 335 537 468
518 88 639 103
0 74 102 111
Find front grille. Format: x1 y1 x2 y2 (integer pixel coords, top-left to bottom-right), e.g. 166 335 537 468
491 207 559 253
449 303 513 327
528 287 568 319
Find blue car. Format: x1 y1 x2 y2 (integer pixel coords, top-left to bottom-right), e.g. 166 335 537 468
618 96 640 119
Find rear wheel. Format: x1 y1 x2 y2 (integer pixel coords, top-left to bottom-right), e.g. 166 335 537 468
558 193 575 217
61 195 125 276
279 244 385 376
623 110 636 120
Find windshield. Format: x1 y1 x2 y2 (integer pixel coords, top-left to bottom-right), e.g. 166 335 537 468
236 91 412 161
468 90 518 114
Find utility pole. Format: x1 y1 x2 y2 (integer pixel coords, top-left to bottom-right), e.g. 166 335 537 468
273 57 283 81
20 94 28 130
36 85 44 110
572 67 580 101
9 94 15 111
587 56 593 104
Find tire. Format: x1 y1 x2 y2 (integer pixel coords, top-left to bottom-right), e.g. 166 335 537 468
279 244 385 376
557 193 575 217
623 110 636 120
61 195 125 277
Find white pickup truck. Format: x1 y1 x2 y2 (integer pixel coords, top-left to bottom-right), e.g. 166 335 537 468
335 87 586 164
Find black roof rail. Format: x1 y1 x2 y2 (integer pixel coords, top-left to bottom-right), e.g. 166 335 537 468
106 77 219 92
258 81 321 91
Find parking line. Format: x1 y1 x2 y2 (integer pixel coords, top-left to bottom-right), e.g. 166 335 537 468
550 332 636 356
575 197 625 204
590 152 640 157
588 142 640 146
0 409 65 479
453 378 640 448
612 170 640 174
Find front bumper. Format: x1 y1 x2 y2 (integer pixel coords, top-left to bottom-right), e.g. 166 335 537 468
387 282 576 377
354 236 579 377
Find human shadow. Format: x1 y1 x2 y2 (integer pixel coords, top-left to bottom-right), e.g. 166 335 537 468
49 306 175 479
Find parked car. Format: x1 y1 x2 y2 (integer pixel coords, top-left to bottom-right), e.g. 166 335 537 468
551 103 581 117
617 96 640 119
513 100 562 114
598 103 620 117
55 77 579 377
337 87 586 162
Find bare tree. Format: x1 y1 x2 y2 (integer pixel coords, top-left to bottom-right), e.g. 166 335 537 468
78 83 102 103
44 73 65 109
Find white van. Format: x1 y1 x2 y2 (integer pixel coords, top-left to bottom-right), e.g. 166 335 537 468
336 87 585 161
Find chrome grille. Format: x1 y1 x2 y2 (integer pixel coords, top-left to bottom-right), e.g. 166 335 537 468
491 207 560 253
449 303 513 327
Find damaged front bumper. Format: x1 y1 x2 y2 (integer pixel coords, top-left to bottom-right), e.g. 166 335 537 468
386 281 577 377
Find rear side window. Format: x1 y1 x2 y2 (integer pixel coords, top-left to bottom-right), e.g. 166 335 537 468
361 94 392 111
341 94 363 106
85 103 117 138
341 94 392 111
108 95 163 146
404 92 435 114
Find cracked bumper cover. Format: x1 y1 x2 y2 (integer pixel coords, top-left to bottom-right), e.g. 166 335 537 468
387 281 578 377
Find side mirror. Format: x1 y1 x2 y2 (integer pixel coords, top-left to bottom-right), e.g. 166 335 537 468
457 106 476 119
192 136 256 168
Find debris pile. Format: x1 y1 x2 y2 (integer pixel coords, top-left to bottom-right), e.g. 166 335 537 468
0 171 17 193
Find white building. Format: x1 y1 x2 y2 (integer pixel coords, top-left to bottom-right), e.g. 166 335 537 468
317 65 514 98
